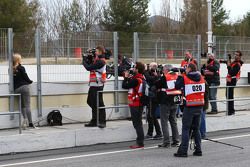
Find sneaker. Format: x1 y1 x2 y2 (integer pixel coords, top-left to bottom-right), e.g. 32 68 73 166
129 145 144 149
22 119 28 129
207 111 218 115
158 143 170 148
171 142 180 147
193 150 202 156
145 134 153 139
174 152 188 157
153 134 162 140
29 123 36 128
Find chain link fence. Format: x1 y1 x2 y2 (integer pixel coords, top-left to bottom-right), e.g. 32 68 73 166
136 33 199 64
0 29 9 84
215 36 250 63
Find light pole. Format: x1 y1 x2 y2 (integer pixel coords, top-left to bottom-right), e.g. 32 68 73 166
207 0 213 54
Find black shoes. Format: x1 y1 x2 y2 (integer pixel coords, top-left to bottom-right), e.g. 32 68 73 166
174 152 188 157
171 142 180 147
84 123 97 127
193 150 202 156
98 123 106 128
153 134 163 140
158 143 170 148
207 111 218 115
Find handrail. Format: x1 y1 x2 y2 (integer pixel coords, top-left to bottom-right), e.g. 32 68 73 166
0 94 22 134
96 90 128 126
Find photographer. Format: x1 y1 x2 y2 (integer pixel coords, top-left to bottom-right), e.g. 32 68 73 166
82 45 107 128
181 51 197 68
201 53 220 114
156 64 180 148
226 51 243 115
144 62 162 139
174 63 205 157
122 62 145 149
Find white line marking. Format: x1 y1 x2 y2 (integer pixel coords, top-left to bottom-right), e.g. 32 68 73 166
1 134 250 167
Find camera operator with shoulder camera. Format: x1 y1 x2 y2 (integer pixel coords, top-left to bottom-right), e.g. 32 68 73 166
122 62 145 149
82 45 107 128
201 53 220 114
144 62 162 140
225 50 244 115
156 64 180 148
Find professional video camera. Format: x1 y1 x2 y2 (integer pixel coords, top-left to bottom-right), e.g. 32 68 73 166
82 48 112 64
219 54 231 64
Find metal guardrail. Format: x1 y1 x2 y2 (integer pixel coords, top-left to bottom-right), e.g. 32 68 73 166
0 94 22 134
208 85 250 115
96 90 129 126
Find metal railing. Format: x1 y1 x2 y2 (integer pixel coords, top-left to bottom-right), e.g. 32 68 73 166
209 85 250 115
0 94 22 134
96 90 129 126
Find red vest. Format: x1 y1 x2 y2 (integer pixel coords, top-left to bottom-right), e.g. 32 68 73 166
181 59 196 68
127 74 144 107
226 62 241 82
89 58 107 86
164 73 182 95
183 74 205 107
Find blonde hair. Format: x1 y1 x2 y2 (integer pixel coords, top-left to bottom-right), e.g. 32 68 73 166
13 53 22 70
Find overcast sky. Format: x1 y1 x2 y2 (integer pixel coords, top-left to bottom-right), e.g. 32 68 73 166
149 0 250 22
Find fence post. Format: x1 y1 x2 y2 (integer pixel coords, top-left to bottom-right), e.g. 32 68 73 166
133 32 139 62
8 28 14 119
35 29 42 118
197 35 201 70
113 32 119 113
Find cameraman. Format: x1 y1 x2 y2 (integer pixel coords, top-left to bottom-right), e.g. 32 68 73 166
226 50 243 115
82 45 107 128
122 62 145 149
144 62 162 139
201 53 220 114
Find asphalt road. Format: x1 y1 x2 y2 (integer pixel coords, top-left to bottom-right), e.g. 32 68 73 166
0 129 250 167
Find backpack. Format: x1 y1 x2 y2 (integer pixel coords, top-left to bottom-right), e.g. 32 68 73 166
47 110 63 126
139 79 151 106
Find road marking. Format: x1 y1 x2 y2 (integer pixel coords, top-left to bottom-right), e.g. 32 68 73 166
1 134 250 167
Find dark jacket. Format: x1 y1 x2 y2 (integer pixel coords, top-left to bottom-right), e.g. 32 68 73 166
156 74 175 105
202 59 220 86
83 58 106 71
144 70 160 102
175 72 202 106
227 60 243 77
13 64 33 90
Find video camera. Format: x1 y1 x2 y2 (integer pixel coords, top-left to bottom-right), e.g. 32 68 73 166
219 54 231 64
82 48 112 64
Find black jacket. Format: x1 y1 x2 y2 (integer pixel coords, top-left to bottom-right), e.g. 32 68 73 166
202 59 220 86
82 57 106 71
227 60 243 77
144 70 160 102
13 64 33 90
156 74 175 105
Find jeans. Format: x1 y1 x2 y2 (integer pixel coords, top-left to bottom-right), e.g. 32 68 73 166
200 110 206 138
177 106 202 154
160 104 180 144
130 106 144 146
146 99 161 136
209 83 218 112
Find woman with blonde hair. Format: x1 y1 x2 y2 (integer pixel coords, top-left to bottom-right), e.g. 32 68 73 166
13 53 35 129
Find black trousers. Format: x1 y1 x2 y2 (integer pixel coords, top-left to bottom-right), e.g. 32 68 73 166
226 79 237 115
146 99 161 136
130 106 144 146
87 86 106 124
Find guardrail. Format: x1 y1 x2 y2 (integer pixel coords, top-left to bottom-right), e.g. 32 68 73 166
0 94 22 134
209 85 250 115
97 90 129 126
